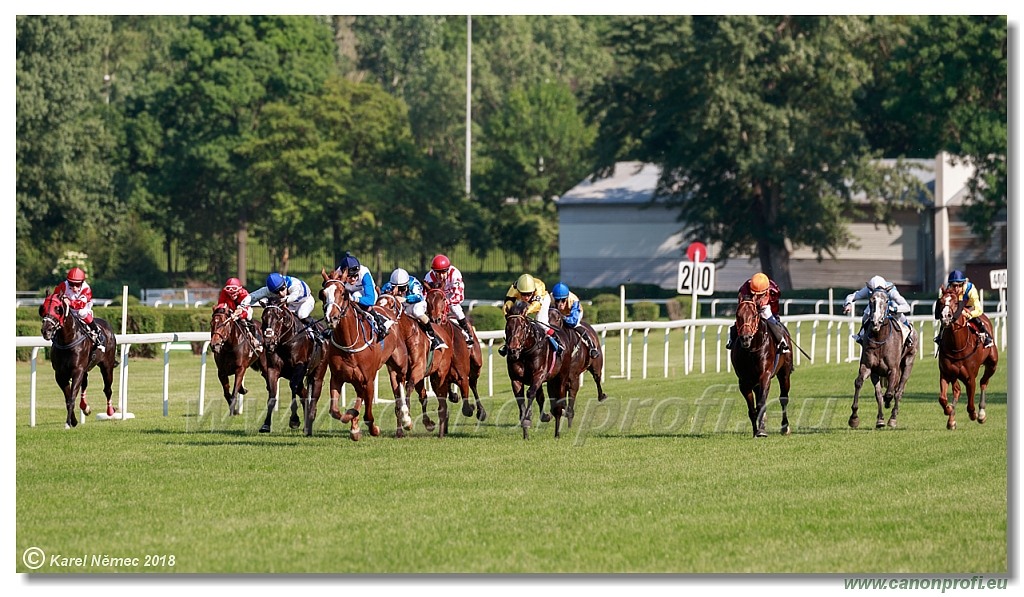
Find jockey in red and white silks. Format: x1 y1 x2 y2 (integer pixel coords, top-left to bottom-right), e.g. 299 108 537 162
54 267 105 350
423 254 474 346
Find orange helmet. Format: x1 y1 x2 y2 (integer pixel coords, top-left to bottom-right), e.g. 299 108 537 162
66 267 86 284
750 273 770 294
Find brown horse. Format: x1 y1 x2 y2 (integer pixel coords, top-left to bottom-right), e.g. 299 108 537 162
374 293 418 437
258 301 325 434
210 305 262 416
849 289 917 429
935 285 999 430
314 271 402 440
729 299 793 438
38 291 118 428
426 289 486 426
562 320 608 404
504 302 576 439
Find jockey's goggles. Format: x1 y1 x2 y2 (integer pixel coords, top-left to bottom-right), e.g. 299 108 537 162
225 285 241 293
347 267 359 278
69 281 82 289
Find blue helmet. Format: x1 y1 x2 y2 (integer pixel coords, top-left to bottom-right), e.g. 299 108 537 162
948 270 967 284
266 272 287 292
552 283 570 300
339 252 360 274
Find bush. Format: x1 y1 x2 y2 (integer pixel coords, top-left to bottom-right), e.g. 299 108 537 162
630 301 660 321
669 296 693 319
469 305 504 331
16 321 39 361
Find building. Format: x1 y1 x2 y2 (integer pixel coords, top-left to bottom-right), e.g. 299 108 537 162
556 154 1006 292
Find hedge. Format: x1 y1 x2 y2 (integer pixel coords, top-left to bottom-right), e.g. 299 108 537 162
630 301 661 321
469 305 504 331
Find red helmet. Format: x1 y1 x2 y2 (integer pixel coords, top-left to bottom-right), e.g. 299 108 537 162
225 277 243 296
66 267 86 284
431 254 451 271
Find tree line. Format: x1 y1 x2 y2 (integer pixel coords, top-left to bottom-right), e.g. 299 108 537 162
16 15 1006 293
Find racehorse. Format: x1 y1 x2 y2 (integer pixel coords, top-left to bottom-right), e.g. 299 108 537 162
503 301 576 439
374 293 418 437
849 289 917 429
426 289 486 430
729 299 794 438
210 305 262 416
563 320 608 404
313 269 402 440
935 285 999 430
38 290 118 429
258 300 325 434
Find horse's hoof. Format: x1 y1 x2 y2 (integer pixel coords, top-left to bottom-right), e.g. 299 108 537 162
448 394 459 404
849 416 860 429
887 418 898 428
340 408 359 423
239 386 248 395
598 393 608 402
875 419 885 429
781 425 791 436
106 405 115 417
64 423 71 430
422 417 436 433
350 429 361 441
289 416 301 430
754 430 767 438
370 424 381 437
462 401 474 417
969 410 977 421
978 409 987 424
80 403 91 416
948 420 957 431
396 428 406 439
476 408 487 422
521 418 532 429
540 412 552 423
259 424 271 433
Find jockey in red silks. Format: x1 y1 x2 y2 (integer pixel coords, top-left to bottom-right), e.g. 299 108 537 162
728 272 789 354
423 254 474 346
217 277 261 350
53 267 105 351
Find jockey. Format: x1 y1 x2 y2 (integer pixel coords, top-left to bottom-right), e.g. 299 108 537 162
500 273 559 356
844 275 913 345
335 252 389 339
217 277 262 351
54 267 105 352
422 254 474 346
938 270 993 347
726 272 790 354
381 267 446 351
551 282 599 359
242 272 322 340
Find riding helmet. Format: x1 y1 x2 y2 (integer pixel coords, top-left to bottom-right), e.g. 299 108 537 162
390 268 410 287
948 270 967 284
516 274 536 294
868 275 888 290
431 254 451 271
339 252 360 274
749 272 770 293
552 283 570 300
266 272 287 292
66 267 86 284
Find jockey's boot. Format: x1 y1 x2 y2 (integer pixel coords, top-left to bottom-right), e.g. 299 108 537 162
498 345 508 357
87 320 105 352
579 328 599 359
934 324 944 344
972 318 994 348
851 324 865 345
725 324 736 349
767 317 790 354
418 319 447 351
545 329 563 356
371 311 390 339
300 317 319 341
457 317 475 347
246 320 264 352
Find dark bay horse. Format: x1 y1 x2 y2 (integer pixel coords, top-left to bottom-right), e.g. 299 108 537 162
729 299 793 438
849 289 917 429
210 305 263 416
935 285 999 430
426 289 487 430
504 302 576 439
314 271 402 440
563 320 608 404
38 291 117 428
258 301 325 434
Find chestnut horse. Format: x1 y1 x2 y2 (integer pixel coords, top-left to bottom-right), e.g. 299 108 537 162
38 291 118 428
258 301 325 434
314 271 402 440
849 289 917 429
729 299 793 438
426 289 487 430
503 302 576 439
210 305 263 416
935 285 999 430
374 293 418 437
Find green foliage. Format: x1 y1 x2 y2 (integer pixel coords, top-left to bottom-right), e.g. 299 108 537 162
592 294 622 324
630 301 660 322
467 305 504 331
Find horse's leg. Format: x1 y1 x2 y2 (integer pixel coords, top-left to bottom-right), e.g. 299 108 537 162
304 360 328 437
889 351 916 428
217 365 234 411
79 372 91 416
777 362 792 436
938 376 956 430
416 378 436 432
740 384 757 438
434 375 450 439
100 358 116 416
391 369 411 438
536 375 552 423
363 379 380 439
850 363 870 428
869 371 887 429
977 354 998 424
589 362 608 402
55 371 76 429
233 364 248 417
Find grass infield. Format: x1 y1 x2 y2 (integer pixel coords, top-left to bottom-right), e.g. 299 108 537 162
15 343 1007 574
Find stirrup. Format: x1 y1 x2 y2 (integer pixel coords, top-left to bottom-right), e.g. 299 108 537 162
778 342 790 354
498 345 507 357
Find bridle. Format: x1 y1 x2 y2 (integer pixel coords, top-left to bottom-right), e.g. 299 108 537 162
737 299 761 337
427 289 449 324
262 303 297 350
504 313 538 359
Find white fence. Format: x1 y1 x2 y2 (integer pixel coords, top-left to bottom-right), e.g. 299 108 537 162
16 312 1006 427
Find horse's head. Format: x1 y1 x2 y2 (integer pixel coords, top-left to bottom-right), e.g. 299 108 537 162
39 291 68 341
426 288 448 325
319 267 352 330
375 293 403 320
868 289 890 332
260 302 293 352
210 305 232 354
503 301 534 359
936 285 965 328
735 299 761 349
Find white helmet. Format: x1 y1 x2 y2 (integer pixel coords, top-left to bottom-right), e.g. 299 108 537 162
390 268 410 287
868 275 888 290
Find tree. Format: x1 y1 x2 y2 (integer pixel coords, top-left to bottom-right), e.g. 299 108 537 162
590 16 926 290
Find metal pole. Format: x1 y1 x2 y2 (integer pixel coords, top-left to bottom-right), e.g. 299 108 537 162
465 15 472 197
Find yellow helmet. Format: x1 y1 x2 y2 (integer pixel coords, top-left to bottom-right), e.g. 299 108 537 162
515 274 536 294
750 273 770 293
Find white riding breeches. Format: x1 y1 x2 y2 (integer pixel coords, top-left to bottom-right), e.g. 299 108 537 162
289 295 315 320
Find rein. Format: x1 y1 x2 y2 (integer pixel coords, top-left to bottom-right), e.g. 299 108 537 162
322 280 375 353
43 306 89 350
